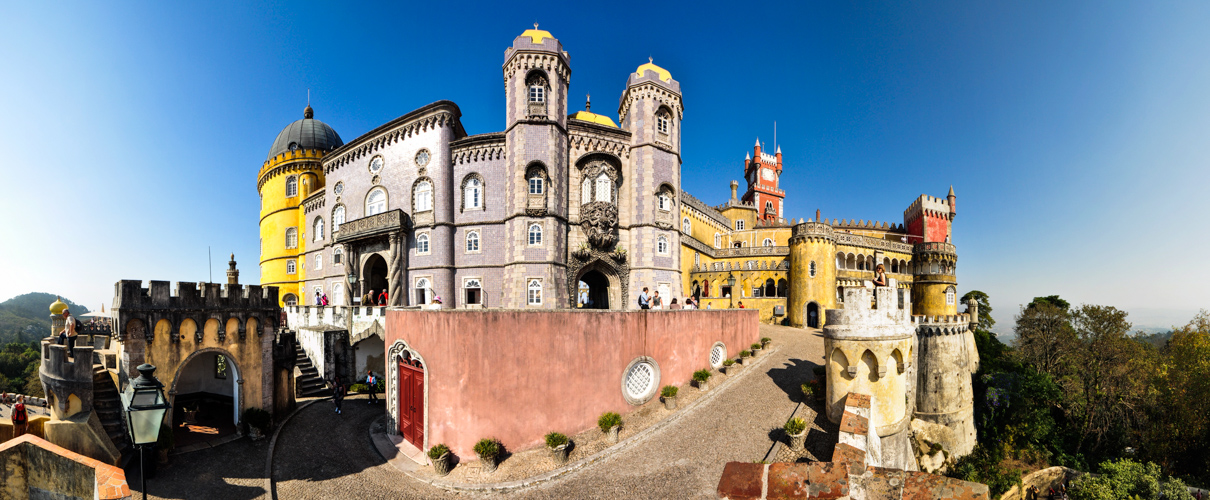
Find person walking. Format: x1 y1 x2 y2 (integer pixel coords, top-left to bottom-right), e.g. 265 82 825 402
320 293 330 306
332 375 345 415
638 287 650 310
59 309 78 360
366 369 378 404
11 395 28 438
315 290 323 305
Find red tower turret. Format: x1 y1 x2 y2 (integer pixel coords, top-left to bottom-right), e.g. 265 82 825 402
741 139 785 221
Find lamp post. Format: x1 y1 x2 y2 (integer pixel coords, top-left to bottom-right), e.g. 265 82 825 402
727 272 737 309
347 272 358 305
122 363 171 500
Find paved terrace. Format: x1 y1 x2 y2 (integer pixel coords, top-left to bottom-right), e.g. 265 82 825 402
130 324 826 499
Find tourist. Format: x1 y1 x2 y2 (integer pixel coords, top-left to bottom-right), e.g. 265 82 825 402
706 302 712 309
738 301 745 309
579 290 588 308
427 296 442 310
332 375 345 415
59 309 77 359
873 264 888 287
638 287 650 310
320 293 329 306
378 289 388 306
652 291 662 310
362 289 373 306
683 297 695 310
669 298 681 310
315 290 323 305
11 395 28 438
365 369 378 404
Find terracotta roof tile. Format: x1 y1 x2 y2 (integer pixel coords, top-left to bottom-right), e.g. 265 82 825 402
844 393 871 409
767 463 812 498
838 411 868 435
807 462 849 498
717 462 765 500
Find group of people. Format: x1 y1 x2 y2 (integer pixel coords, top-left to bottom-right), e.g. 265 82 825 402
636 287 700 310
328 368 381 416
360 289 389 306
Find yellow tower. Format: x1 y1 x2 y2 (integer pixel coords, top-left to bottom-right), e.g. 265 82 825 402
911 242 958 316
257 105 343 306
787 221 838 328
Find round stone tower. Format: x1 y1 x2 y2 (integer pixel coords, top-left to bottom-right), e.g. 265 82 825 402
787 221 837 328
914 313 978 458
911 242 957 316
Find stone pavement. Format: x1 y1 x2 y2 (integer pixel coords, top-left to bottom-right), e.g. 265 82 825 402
128 323 825 499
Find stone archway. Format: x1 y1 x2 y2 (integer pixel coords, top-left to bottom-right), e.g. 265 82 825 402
806 302 820 329
169 347 244 445
363 254 389 304
386 340 428 451
572 259 623 310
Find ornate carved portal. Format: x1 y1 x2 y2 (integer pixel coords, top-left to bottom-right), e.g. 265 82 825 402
567 253 629 311
580 202 618 249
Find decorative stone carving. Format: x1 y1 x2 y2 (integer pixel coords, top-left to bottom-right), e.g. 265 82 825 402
580 202 618 249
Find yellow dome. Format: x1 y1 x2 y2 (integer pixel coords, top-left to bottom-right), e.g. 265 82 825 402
635 58 672 82
520 24 553 44
49 296 68 315
568 111 618 128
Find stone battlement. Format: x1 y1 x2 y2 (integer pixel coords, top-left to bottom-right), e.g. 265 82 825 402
39 338 95 420
825 287 913 328
912 314 971 326
903 193 953 222
113 280 278 311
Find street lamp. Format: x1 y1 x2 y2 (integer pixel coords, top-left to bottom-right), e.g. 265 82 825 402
347 272 358 305
727 272 737 309
122 363 170 500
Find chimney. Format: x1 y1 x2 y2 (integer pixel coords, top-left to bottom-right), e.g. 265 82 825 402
730 180 738 200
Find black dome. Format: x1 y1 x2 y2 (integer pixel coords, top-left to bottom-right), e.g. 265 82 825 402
267 105 343 160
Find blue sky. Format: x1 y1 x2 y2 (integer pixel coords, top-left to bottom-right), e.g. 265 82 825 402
1 1 1206 332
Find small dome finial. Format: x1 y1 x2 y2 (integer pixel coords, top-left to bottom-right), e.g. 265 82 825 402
586 93 591 111
534 22 539 29
649 56 653 64
304 104 314 119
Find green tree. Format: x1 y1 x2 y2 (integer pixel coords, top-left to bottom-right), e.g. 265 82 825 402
1067 305 1152 456
1069 458 1192 500
1029 295 1070 311
960 290 995 331
1143 310 1210 479
1014 302 1078 378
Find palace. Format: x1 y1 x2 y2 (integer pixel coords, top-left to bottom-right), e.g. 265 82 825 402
257 26 960 326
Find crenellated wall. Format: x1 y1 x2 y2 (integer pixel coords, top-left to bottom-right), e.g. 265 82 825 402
912 312 977 458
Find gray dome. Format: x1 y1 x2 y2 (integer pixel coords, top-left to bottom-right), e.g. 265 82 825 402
267 105 344 160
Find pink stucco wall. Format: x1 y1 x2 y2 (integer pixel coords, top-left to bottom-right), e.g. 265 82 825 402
385 309 759 458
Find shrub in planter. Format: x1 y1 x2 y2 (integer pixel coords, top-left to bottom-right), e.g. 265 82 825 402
784 417 808 451
801 383 813 401
722 359 736 374
473 438 502 473
740 350 752 359
243 407 271 440
660 386 679 410
693 369 712 391
761 337 771 347
348 383 368 394
545 432 571 465
750 343 762 352
598 412 623 444
428 443 453 476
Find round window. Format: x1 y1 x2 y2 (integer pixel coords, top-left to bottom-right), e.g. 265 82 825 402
369 156 384 174
621 357 660 405
333 182 344 195
415 149 431 168
709 342 726 369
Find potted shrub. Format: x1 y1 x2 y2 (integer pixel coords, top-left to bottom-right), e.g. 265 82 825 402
243 407 271 441
739 350 752 362
473 438 502 473
693 369 712 391
785 417 808 451
722 359 736 375
761 337 771 347
599 412 623 444
660 385 679 410
610 248 627 261
428 444 453 476
545 432 571 465
750 343 762 355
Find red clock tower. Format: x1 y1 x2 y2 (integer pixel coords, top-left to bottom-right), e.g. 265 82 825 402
741 139 785 221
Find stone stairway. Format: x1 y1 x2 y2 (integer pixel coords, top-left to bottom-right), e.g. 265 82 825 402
92 364 132 458
295 345 331 398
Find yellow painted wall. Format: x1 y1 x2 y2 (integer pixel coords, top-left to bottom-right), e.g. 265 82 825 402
258 150 327 306
787 237 838 328
913 279 957 316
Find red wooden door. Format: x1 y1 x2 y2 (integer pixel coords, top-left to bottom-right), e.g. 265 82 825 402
412 368 424 446
397 358 413 440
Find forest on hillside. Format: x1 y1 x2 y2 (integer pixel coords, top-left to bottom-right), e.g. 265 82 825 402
950 292 1209 499
0 292 91 345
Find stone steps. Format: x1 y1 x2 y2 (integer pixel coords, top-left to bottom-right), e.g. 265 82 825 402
92 363 133 458
294 348 330 398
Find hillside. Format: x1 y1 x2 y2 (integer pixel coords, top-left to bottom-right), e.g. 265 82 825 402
0 293 91 345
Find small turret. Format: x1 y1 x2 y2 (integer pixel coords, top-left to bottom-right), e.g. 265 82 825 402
227 253 240 285
730 180 739 201
947 185 956 216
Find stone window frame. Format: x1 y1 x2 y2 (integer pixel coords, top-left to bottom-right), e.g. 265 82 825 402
682 217 691 234
621 356 661 406
313 216 325 242
315 252 323 270
285 227 298 249
412 177 434 213
526 278 543 306
462 277 483 306
368 155 385 175
285 175 298 197
333 246 343 265
527 222 544 246
464 228 481 254
331 282 344 304
526 70 550 117
655 107 672 137
332 205 346 232
282 293 297 306
526 162 549 212
735 220 745 231
577 156 622 206
763 238 774 247
656 234 669 255
946 286 956 306
460 173 485 212
286 259 296 274
714 233 721 249
366 187 388 216
416 231 431 255
414 276 433 305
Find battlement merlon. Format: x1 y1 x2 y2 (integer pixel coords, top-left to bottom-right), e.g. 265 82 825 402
902 194 954 223
824 287 914 328
39 339 95 383
112 280 280 311
912 313 972 327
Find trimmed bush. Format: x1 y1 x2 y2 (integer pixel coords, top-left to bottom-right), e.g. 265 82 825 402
751 343 761 351
598 412 623 433
722 359 735 367
545 432 568 449
427 443 451 460
693 369 712 383
761 337 771 346
740 350 752 358
784 417 807 435
473 438 501 459
661 385 678 398
349 383 368 393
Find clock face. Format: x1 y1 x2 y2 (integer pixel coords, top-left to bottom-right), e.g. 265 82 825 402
415 149 431 168
761 168 775 181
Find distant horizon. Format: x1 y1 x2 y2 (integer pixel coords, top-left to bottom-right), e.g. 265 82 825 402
1 2 1206 328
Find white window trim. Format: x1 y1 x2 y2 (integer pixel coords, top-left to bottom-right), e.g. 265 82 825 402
526 278 543 306
465 228 482 254
286 260 296 274
314 217 325 242
414 276 433 305
529 85 545 103
333 247 343 265
528 176 544 195
464 178 483 210
285 176 298 197
763 238 774 247
735 220 745 230
656 235 669 255
366 187 388 216
415 181 433 212
315 253 323 270
528 222 544 247
417 231 431 255
463 277 483 306
285 227 298 249
682 217 691 233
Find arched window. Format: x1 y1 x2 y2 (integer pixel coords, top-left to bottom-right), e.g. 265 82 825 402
528 172 544 195
657 235 668 254
415 278 431 305
528 74 546 103
528 224 543 245
333 247 343 265
527 279 543 305
891 260 898 274
285 228 298 249
694 252 700 265
765 279 776 298
846 254 856 270
765 201 773 214
417 233 430 254
837 286 844 302
655 109 671 136
285 176 298 197
331 283 343 305
286 260 296 274
283 293 297 306
595 173 611 203
682 217 691 233
332 206 345 232
414 180 432 212
735 220 745 230
857 256 865 271
714 233 721 249
581 179 592 204
366 188 387 216
658 191 671 211
466 230 480 252
777 279 788 297
762 238 773 247
313 217 325 241
946 287 956 305
315 253 322 270
464 177 483 210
